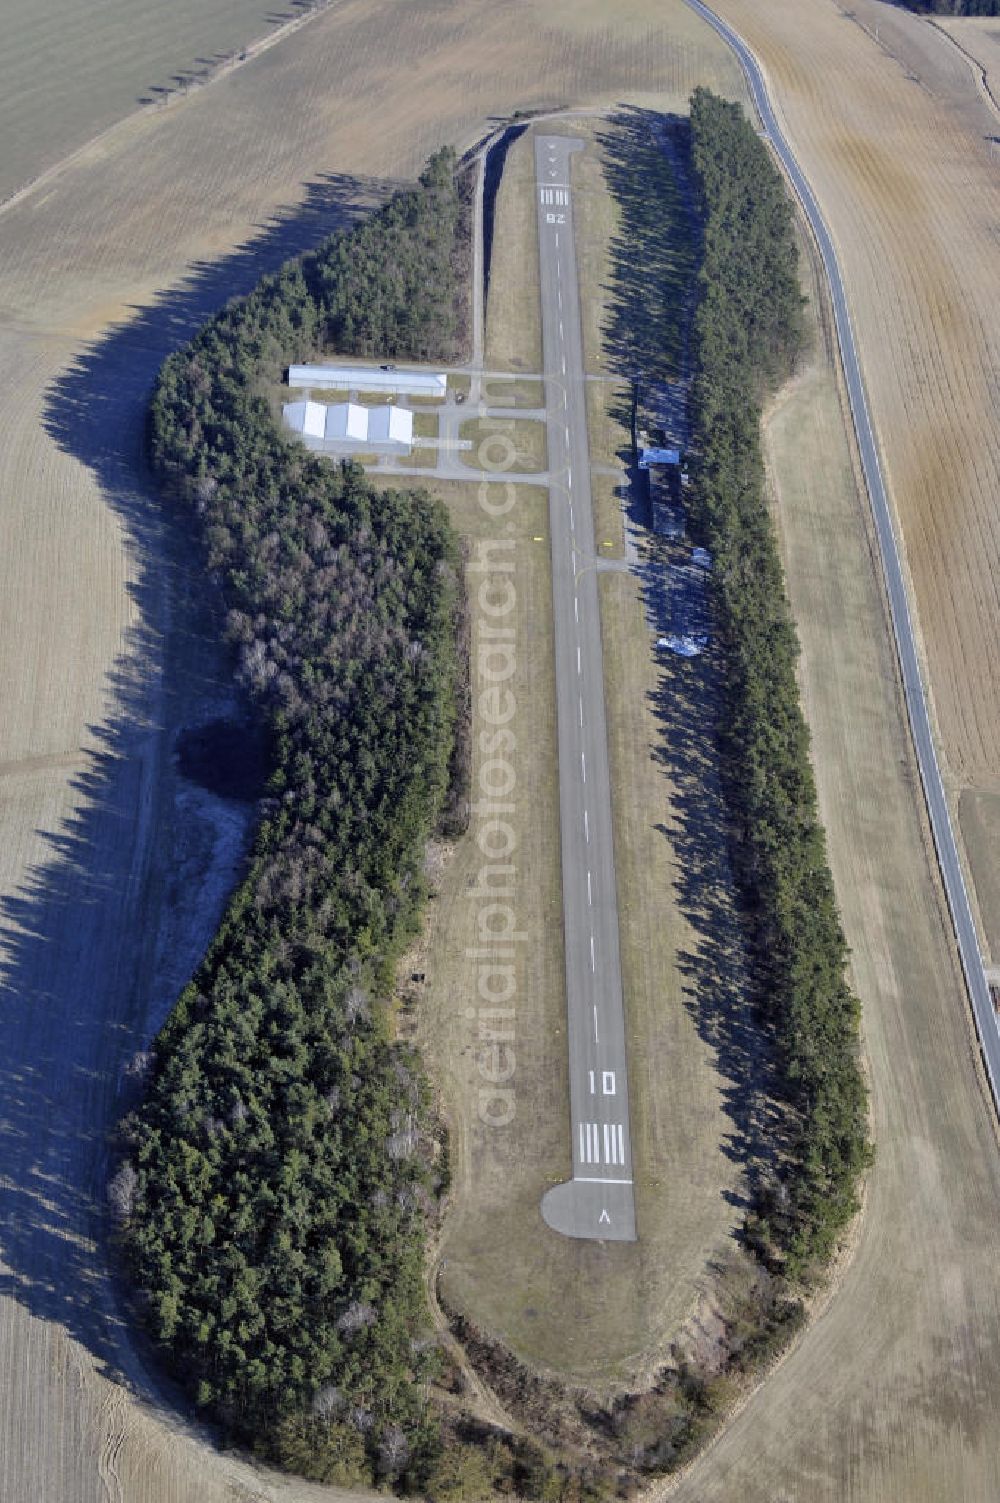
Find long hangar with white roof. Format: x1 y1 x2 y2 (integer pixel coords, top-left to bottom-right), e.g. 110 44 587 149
287 363 447 398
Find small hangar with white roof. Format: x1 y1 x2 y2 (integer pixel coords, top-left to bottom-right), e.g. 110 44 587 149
282 398 413 453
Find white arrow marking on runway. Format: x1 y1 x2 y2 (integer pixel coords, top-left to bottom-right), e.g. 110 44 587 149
599 1209 611 1225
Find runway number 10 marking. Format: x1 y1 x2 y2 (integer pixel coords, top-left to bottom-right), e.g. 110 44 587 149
588 1070 616 1095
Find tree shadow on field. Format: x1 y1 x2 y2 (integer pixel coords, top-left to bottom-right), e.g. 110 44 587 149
0 171 386 1390
599 109 783 1216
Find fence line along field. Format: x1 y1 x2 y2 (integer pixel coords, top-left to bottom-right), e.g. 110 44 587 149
0 2 741 1500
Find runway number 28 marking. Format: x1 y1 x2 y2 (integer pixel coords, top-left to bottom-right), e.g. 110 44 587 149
546 212 566 225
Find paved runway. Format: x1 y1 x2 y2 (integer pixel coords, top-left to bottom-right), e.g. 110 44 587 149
685 0 1000 1111
533 135 637 1242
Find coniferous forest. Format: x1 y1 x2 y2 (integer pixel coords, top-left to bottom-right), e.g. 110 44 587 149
121 150 466 1485
687 88 870 1276
896 0 999 14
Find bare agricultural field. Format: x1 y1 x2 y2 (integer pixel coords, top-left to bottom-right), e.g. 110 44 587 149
0 1 743 1497
0 0 305 206
664 205 1000 1503
935 16 1000 117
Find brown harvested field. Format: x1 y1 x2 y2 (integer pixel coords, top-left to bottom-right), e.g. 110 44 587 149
0 2 742 1497
0 0 308 206
661 199 1000 1502
935 16 1000 117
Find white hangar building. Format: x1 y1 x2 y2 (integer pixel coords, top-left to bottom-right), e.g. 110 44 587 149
287 363 447 399
282 399 413 452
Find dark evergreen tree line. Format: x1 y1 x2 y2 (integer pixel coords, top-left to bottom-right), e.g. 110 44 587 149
687 89 870 1275
895 1 999 15
120 149 468 1486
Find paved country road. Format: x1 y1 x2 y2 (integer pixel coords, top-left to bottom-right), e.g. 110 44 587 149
684 0 1000 1112
533 135 637 1243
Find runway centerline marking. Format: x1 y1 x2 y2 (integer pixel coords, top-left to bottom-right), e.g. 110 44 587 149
535 133 635 1242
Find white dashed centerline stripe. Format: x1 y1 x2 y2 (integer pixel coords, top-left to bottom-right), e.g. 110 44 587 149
578 695 584 727
577 645 582 674
574 595 579 622
590 933 596 972
581 751 586 783
593 1005 599 1043
587 870 592 905
584 809 590 842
